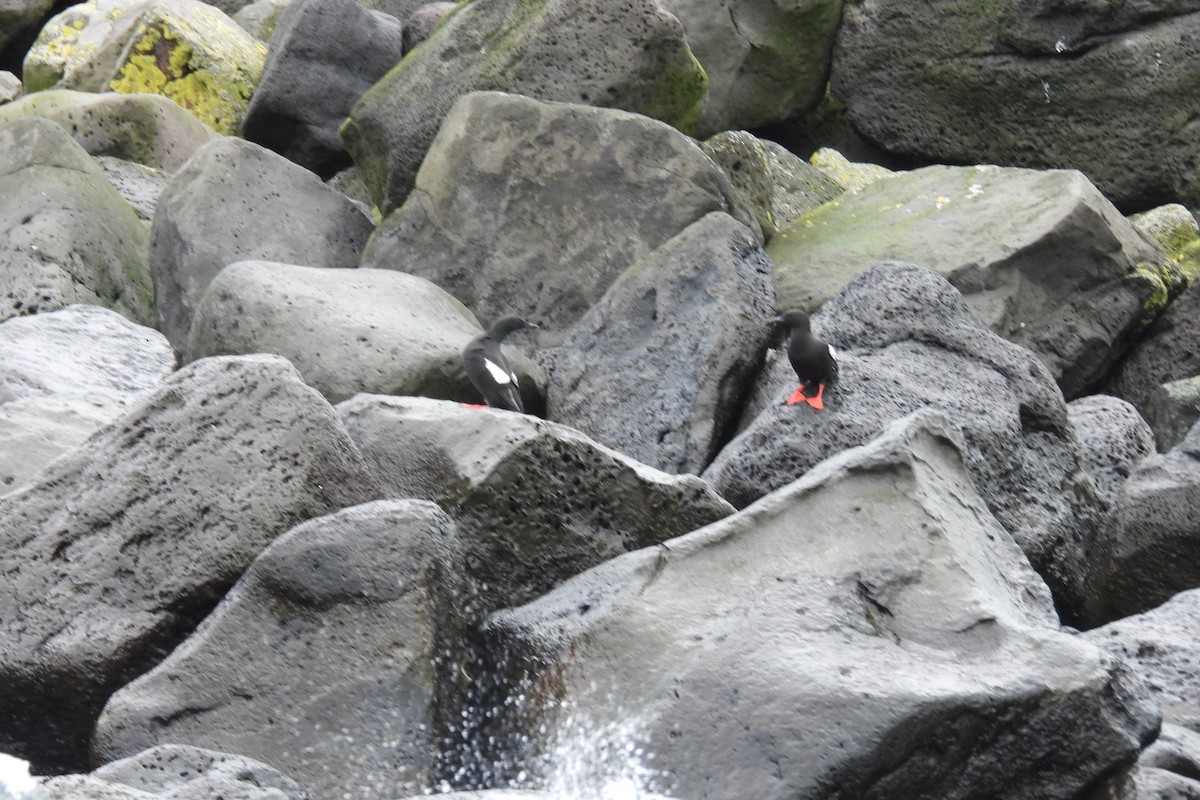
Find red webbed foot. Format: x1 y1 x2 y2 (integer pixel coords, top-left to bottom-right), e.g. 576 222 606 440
804 384 827 410
785 386 808 406
460 403 488 409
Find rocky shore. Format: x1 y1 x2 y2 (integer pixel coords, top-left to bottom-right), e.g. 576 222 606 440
2 0 1200 798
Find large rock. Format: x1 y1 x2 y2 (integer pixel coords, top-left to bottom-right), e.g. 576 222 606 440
1145 376 1200 453
1089 420 1200 623
660 0 843 136
187 260 544 406
1067 395 1156 507
546 212 775 475
97 156 170 223
767 164 1168 397
0 354 381 772
95 500 462 800
832 1 1200 209
23 0 267 135
335 395 734 619
0 117 152 325
1111 279 1200 411
704 263 1105 622
360 92 754 336
0 0 54 67
0 90 218 172
0 305 174 493
341 1 708 213
484 411 1159 800
38 745 307 799
241 0 403 177
152 136 374 350
1085 589 1200 733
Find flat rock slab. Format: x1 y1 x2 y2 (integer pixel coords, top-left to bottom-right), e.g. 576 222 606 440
96 500 462 800
187 260 544 406
0 89 218 172
705 262 1105 623
768 164 1166 397
0 117 152 325
342 0 707 212
0 354 381 772
335 395 734 619
360 91 754 337
1090 420 1200 623
546 212 775 475
484 411 1158 800
152 136 374 350
0 305 174 493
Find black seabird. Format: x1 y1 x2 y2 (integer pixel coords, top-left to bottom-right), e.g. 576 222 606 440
770 310 838 410
462 316 538 411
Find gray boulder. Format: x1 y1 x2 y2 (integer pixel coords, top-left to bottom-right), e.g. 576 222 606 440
241 0 404 177
767 164 1168 397
660 0 842 136
232 0 295 41
0 305 174 494
38 745 307 799
704 263 1104 622
152 136 374 351
400 2 455 52
0 0 54 65
335 395 733 619
484 411 1158 800
187 260 544 406
95 501 461 800
546 212 774 474
0 71 21 103
1086 767 1200 800
360 92 755 337
1145 376 1200 453
0 354 381 772
341 1 707 213
0 90 219 172
1111 279 1200 412
96 157 170 224
832 1 1200 209
1067 395 1155 507
1090 422 1200 622
0 116 152 325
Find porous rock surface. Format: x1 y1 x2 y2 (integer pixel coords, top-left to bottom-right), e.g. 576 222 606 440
705 262 1105 623
0 305 174 493
360 91 755 337
152 136 373 350
187 260 544 406
1067 394 1156 507
0 354 381 771
0 116 152 326
546 212 775 475
95 500 462 800
1111 279 1200 411
485 411 1159 800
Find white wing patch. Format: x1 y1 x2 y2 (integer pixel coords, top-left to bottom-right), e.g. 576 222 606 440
828 344 840 362
484 357 516 385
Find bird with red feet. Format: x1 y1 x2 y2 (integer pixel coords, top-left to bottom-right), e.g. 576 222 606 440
462 316 538 411
769 310 838 410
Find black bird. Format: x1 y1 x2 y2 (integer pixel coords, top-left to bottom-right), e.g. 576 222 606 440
462 316 538 411
770 310 838 410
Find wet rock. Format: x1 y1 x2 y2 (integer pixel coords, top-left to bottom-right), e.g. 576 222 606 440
187 260 544 406
767 164 1168 397
0 117 152 325
23 0 267 135
0 354 381 771
241 0 404 177
0 90 218 172
151 136 373 350
705 263 1104 622
1067 395 1155 506
1089 420 1200 622
546 212 774 475
341 0 706 212
486 411 1158 800
832 0 1200 209
95 500 461 800
1145 376 1200 453
360 92 754 336
0 305 174 494
335 395 733 618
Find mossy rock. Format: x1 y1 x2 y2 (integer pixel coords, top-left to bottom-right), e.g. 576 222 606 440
1131 204 1200 283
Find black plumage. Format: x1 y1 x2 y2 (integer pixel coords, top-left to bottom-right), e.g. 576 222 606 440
462 316 538 411
770 310 838 409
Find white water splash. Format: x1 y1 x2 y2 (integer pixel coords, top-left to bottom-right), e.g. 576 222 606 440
1055 37 1068 53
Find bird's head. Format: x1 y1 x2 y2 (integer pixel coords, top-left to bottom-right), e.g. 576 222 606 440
769 309 812 334
489 316 539 341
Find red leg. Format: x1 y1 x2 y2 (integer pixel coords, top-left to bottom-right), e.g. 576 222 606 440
785 386 807 406
805 384 826 410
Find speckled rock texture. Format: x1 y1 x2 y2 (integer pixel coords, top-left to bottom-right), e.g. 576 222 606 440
1111 280 1200 412
1145 376 1200 453
1067 395 1155 507
0 354 381 772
